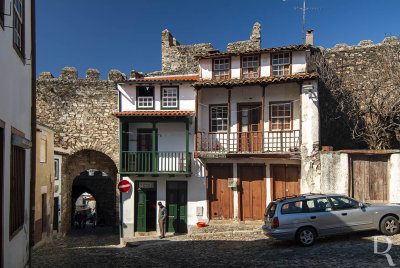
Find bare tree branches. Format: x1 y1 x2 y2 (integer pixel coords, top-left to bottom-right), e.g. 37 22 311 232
313 37 400 149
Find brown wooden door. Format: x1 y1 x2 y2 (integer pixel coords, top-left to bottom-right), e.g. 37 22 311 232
350 155 388 202
207 164 233 219
271 165 300 200
238 104 262 152
239 165 266 220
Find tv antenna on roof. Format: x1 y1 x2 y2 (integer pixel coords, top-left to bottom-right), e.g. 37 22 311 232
284 0 320 44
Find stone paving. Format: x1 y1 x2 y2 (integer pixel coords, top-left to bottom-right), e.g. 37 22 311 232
32 225 400 267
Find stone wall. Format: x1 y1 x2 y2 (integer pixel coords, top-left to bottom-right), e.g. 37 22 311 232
318 37 400 150
158 30 213 76
226 22 261 52
37 67 121 164
37 67 121 233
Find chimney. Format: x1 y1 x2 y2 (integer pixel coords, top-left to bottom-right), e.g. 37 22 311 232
306 30 314 45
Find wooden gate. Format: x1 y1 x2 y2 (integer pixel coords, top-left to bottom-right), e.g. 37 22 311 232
350 154 389 202
239 164 266 220
271 165 300 200
207 164 233 219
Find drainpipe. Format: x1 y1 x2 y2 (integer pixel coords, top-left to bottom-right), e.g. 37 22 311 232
29 0 37 266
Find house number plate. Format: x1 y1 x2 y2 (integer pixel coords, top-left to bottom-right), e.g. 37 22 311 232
138 182 155 189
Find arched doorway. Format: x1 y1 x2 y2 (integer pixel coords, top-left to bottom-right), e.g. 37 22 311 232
72 170 114 228
61 150 118 234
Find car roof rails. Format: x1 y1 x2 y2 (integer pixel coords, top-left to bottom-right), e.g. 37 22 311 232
274 193 326 202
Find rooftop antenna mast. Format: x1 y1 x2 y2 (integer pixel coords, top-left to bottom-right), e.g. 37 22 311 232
289 0 320 44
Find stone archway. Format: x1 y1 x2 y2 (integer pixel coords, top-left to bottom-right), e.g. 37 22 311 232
60 149 118 234
72 170 114 227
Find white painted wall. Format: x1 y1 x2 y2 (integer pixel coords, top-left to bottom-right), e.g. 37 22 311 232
389 153 400 203
0 0 33 267
292 51 307 74
119 83 195 112
199 52 307 80
300 80 319 156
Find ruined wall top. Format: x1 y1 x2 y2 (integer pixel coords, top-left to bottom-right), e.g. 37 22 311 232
227 22 261 52
325 36 400 52
38 68 127 81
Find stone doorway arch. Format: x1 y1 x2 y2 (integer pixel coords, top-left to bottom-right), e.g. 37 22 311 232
61 150 118 234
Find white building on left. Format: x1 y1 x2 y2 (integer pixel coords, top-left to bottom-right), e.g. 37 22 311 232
0 0 36 267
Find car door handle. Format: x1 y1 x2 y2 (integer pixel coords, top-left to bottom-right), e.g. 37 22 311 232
341 213 347 216
310 216 316 219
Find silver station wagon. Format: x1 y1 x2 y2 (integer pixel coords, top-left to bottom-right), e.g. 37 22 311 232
262 193 400 246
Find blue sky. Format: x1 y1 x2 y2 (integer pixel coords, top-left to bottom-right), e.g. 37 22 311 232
36 0 400 79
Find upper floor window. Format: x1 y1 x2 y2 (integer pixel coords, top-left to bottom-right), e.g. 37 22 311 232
213 58 230 80
40 135 47 163
13 0 24 57
161 87 178 109
272 53 291 76
136 86 154 109
210 105 228 132
54 159 59 180
270 102 292 131
242 55 259 78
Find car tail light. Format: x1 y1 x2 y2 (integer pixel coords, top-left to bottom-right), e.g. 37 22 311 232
273 217 279 228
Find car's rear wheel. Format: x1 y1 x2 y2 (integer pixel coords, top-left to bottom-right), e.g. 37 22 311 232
296 227 316 246
380 216 399 236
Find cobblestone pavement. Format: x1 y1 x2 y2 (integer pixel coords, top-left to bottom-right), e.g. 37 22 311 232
32 225 400 268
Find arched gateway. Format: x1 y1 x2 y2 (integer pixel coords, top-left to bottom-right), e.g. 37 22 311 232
37 67 124 233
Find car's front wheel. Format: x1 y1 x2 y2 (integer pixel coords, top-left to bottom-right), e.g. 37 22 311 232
380 216 399 236
296 227 316 246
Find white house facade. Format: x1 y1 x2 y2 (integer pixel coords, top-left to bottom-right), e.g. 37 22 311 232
0 0 36 267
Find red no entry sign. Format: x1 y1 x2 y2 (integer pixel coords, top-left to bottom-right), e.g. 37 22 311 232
118 180 131 192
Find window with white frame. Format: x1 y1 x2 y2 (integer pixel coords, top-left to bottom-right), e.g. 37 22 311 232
210 105 228 132
272 53 291 76
242 55 259 78
137 86 154 109
13 0 24 54
213 58 230 80
270 102 292 131
161 87 178 108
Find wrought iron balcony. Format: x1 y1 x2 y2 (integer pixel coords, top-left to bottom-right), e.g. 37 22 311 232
195 130 300 154
120 151 191 175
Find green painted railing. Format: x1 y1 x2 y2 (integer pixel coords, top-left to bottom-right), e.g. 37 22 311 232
121 151 191 174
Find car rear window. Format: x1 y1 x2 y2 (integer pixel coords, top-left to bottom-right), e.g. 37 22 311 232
265 202 277 219
281 200 305 214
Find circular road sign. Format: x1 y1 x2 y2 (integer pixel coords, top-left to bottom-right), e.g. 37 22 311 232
118 180 131 192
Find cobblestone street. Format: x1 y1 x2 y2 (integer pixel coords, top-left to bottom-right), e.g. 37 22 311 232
32 225 400 267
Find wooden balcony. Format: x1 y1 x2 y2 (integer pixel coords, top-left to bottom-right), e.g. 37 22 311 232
195 130 300 155
120 151 191 175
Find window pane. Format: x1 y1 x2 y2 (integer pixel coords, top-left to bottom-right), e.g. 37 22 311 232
281 201 304 214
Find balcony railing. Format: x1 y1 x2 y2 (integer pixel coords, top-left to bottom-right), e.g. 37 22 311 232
196 130 300 153
121 151 191 174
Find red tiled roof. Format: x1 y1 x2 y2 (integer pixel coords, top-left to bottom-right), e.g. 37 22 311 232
194 44 318 59
113 111 194 117
193 73 318 88
115 75 199 83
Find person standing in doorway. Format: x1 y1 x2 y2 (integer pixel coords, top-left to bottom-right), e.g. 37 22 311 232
158 202 167 239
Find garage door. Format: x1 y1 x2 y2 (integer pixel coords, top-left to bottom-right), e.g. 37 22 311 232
350 155 388 202
239 164 266 220
207 164 233 219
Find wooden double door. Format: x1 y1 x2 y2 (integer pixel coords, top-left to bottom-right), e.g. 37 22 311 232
135 181 157 232
207 164 266 220
238 104 262 152
350 155 388 202
239 164 266 220
271 165 300 199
